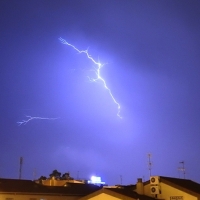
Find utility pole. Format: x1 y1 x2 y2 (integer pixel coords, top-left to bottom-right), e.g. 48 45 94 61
19 157 23 179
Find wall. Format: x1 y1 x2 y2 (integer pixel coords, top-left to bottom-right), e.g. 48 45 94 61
143 182 198 200
88 193 120 200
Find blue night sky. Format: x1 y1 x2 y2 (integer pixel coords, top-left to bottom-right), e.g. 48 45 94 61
0 0 200 185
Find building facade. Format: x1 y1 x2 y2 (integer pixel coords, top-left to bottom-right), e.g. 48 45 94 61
0 178 100 200
135 176 200 200
1 176 200 200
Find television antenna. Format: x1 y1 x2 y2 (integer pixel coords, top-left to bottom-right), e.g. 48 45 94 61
148 153 152 177
19 157 23 179
178 161 185 179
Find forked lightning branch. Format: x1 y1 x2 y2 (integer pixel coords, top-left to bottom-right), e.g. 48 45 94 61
17 38 121 126
59 37 121 118
17 116 58 126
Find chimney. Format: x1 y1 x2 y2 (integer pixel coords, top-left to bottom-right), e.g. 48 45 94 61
136 178 144 195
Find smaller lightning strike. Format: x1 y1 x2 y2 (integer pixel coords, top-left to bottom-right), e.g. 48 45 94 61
17 116 58 126
59 37 122 118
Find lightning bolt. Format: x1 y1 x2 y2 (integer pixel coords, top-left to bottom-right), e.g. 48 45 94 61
17 116 58 126
59 37 122 118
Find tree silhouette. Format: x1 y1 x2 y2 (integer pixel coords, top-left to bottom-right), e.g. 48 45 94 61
61 172 74 180
38 176 47 180
49 169 61 179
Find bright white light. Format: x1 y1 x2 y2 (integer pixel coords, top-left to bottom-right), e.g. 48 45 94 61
88 176 105 184
91 176 101 183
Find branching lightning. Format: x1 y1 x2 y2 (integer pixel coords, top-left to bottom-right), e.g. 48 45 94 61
17 116 58 126
59 37 122 118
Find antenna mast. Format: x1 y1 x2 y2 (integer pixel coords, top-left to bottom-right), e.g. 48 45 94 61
19 157 23 179
178 161 185 179
77 171 79 180
148 153 152 177
120 175 122 185
33 168 37 180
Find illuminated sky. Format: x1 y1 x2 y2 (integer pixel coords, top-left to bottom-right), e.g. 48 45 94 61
0 0 200 185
